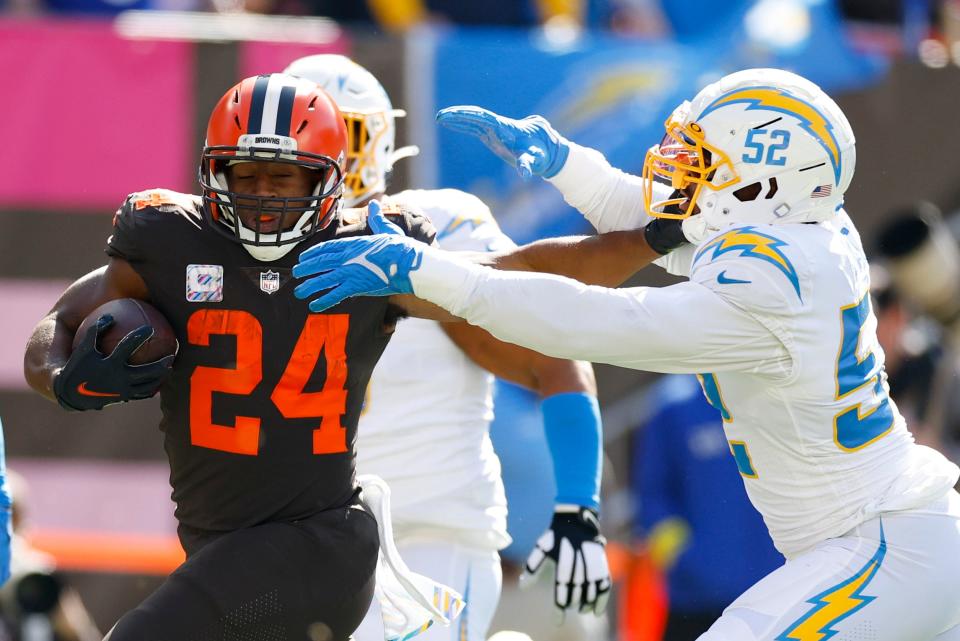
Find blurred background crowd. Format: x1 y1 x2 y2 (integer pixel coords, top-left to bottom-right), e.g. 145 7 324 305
3 0 960 639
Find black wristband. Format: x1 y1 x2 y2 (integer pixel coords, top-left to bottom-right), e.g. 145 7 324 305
644 217 688 255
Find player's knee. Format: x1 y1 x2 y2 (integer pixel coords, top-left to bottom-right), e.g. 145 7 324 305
696 608 764 641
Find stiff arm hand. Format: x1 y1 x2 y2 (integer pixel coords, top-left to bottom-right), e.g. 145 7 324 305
436 106 570 179
293 200 425 312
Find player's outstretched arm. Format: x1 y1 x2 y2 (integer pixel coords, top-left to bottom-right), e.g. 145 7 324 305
294 215 780 372
23 259 171 410
437 106 694 242
441 325 610 616
471 223 686 287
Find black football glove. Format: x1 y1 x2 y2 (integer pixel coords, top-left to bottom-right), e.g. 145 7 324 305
53 314 174 411
644 217 689 255
522 506 611 618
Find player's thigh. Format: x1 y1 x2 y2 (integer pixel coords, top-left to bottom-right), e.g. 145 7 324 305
355 538 502 641
701 496 960 641
401 539 502 641
109 505 379 641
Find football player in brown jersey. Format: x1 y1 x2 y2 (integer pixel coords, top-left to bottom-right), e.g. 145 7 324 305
23 74 444 641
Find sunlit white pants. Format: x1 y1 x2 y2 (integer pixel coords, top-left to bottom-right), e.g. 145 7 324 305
699 490 960 641
354 538 502 641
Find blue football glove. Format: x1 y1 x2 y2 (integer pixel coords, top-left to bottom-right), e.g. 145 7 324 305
293 200 425 313
53 315 174 412
0 418 10 586
436 106 570 179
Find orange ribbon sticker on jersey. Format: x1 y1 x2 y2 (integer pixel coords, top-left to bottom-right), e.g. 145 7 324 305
134 190 173 210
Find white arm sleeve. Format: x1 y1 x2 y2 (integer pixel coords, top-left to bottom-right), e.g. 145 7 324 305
546 142 650 234
411 247 790 376
546 143 694 277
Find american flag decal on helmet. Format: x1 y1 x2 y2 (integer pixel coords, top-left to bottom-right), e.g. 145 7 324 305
812 184 832 198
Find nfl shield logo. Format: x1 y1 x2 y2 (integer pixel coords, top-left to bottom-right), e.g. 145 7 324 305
259 270 280 294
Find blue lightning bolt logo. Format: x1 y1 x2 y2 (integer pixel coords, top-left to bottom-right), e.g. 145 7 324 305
776 525 886 641
699 86 842 186
694 226 802 301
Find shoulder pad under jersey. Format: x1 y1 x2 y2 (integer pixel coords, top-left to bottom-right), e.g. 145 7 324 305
116 188 203 229
690 224 810 314
389 189 511 253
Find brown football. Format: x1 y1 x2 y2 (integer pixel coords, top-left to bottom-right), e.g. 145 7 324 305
73 298 178 365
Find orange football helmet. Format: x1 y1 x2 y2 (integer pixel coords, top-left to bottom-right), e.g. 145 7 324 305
200 73 348 261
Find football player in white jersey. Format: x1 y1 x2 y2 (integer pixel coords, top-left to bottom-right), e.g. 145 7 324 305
292 68 960 641
283 55 612 641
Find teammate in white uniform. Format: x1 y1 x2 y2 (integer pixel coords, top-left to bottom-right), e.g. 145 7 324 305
283 55 611 641
292 68 960 641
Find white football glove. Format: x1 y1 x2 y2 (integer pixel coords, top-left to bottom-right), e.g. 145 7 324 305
521 505 610 619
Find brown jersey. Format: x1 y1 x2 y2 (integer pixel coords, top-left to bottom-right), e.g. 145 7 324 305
106 189 436 533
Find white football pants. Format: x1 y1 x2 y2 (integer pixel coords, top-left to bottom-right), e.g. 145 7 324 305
354 538 502 641
698 490 960 641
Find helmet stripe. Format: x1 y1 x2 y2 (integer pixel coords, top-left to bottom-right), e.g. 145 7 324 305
274 85 296 137
246 74 297 137
259 77 284 135
246 75 271 135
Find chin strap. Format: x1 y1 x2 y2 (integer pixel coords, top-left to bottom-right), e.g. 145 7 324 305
681 215 713 244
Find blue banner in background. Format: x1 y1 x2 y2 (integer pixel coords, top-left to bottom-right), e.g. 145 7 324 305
424 0 886 243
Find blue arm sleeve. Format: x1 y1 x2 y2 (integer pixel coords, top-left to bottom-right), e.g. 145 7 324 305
0 418 11 585
541 392 602 509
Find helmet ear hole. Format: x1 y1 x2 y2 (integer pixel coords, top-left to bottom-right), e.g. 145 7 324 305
734 182 763 202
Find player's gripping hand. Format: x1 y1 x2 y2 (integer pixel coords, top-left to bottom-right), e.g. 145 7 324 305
436 106 570 179
523 505 611 619
293 200 425 312
53 315 174 411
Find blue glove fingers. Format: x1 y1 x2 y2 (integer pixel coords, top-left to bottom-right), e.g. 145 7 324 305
293 244 354 280
296 240 348 270
435 105 504 130
294 270 345 301
436 108 520 165
308 286 352 313
366 200 403 236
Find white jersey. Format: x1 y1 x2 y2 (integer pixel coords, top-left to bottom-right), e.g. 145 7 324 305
358 188 514 550
411 153 960 559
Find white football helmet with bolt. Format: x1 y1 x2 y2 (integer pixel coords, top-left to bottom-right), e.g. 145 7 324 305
643 68 856 239
284 54 419 207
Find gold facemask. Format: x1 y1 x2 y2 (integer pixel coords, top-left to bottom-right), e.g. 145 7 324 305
340 109 390 204
642 118 739 219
